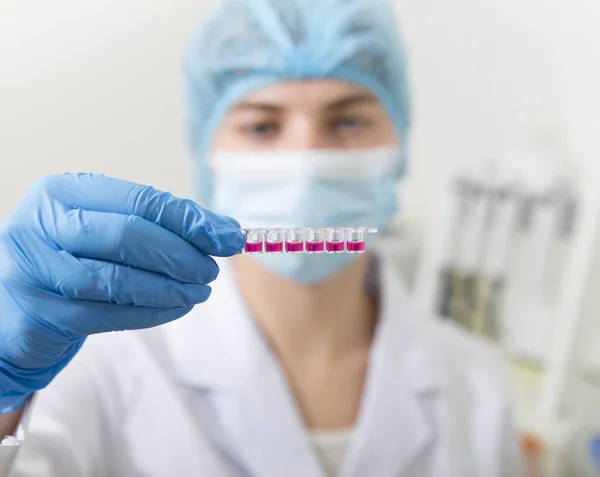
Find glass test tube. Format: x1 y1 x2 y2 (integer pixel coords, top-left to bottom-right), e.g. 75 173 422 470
325 228 346 253
285 228 305 253
305 228 325 253
243 229 264 254
265 229 284 253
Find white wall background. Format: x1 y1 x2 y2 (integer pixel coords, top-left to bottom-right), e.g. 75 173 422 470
1 1 598 358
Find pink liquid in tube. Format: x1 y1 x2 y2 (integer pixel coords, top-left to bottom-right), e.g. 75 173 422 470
265 241 283 253
346 241 366 253
244 242 264 254
326 241 345 253
306 241 325 253
286 241 304 253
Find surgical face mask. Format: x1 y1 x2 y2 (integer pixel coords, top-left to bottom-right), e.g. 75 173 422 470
210 146 400 283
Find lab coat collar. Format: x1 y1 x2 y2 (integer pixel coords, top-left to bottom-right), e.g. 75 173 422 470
341 257 443 477
164 259 326 476
163 254 446 477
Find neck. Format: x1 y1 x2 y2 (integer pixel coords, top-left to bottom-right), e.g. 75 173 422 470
234 254 377 359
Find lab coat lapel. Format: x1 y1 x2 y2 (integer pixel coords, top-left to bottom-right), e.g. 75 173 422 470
223 344 326 477
165 259 326 477
342 260 442 477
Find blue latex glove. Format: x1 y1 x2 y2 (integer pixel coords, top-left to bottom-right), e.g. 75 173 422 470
591 435 600 473
0 173 245 413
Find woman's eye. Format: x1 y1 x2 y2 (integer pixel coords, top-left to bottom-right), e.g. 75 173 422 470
333 117 369 131
243 122 279 137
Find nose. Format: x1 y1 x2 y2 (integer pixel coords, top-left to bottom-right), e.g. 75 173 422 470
282 117 331 149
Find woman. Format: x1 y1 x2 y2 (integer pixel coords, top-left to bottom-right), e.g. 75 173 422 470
0 0 523 475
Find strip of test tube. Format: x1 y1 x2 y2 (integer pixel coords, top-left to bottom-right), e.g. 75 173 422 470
242 227 377 255
325 228 346 253
264 229 284 253
285 228 305 254
305 228 325 253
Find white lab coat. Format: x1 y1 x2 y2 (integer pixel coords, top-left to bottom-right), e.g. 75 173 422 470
0 256 524 477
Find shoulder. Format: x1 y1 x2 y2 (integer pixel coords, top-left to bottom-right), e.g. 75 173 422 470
378 259 511 406
424 318 506 372
417 317 512 407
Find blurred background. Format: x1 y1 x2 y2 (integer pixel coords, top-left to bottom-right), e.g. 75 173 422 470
1 0 599 475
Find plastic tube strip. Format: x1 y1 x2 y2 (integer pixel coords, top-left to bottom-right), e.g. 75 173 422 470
241 227 378 255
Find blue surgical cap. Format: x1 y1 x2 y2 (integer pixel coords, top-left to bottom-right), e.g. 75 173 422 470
184 0 411 205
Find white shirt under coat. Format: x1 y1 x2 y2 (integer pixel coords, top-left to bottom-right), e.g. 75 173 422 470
0 255 524 477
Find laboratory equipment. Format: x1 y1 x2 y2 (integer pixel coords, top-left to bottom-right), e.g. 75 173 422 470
474 188 522 339
241 227 378 255
503 193 566 366
447 181 491 331
346 227 370 253
305 228 325 253
264 229 284 253
414 147 600 476
244 229 265 254
285 228 305 254
325 227 346 253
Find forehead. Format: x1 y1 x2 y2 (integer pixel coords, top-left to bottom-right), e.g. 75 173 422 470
230 79 380 111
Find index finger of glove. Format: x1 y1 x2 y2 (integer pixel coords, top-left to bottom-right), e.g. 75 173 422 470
39 174 245 257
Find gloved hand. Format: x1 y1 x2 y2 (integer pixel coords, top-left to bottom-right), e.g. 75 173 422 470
0 173 245 413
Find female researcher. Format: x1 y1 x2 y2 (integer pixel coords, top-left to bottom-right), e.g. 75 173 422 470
0 0 523 475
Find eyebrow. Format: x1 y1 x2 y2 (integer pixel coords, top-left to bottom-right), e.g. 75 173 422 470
230 102 283 113
325 93 378 111
230 93 378 114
